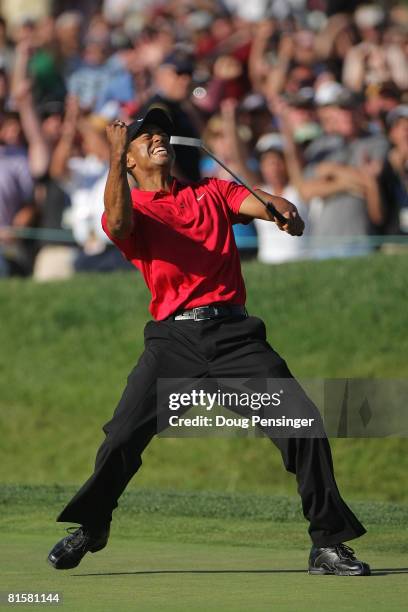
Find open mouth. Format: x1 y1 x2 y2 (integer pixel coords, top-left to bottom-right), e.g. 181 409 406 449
150 146 169 157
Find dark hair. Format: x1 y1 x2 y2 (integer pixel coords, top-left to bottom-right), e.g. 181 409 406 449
2 110 20 122
37 100 65 119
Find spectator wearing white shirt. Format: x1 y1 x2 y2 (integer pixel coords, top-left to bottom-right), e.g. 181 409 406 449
254 133 310 264
34 97 110 279
49 105 131 274
70 164 132 273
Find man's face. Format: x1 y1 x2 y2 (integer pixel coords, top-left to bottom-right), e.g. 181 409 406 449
365 94 398 119
287 105 315 129
41 113 63 145
317 106 339 134
0 116 23 146
260 151 287 186
319 105 356 137
330 106 357 137
84 42 107 66
127 124 175 175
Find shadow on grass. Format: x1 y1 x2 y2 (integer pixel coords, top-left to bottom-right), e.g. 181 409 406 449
371 568 408 576
74 567 408 578
74 569 306 577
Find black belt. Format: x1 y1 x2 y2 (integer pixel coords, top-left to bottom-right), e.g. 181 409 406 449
173 304 247 321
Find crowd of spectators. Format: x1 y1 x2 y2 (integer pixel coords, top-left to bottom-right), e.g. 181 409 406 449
0 0 407 279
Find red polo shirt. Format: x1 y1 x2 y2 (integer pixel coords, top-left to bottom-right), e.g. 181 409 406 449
101 177 250 320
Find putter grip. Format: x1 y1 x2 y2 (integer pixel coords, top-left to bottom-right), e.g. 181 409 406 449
266 202 289 225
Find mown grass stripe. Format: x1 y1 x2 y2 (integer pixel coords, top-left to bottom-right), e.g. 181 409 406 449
1 485 407 526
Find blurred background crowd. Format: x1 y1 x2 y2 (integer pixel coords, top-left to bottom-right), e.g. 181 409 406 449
0 0 407 279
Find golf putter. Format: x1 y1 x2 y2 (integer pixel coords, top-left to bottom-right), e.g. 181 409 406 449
170 135 289 225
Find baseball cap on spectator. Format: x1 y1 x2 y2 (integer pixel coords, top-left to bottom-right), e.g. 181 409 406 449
314 82 357 108
239 93 267 113
127 107 174 142
185 11 213 31
386 105 408 128
162 50 194 75
37 100 65 119
355 5 385 29
285 87 315 108
255 133 285 155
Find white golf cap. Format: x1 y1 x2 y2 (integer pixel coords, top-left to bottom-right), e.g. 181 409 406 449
255 133 285 154
314 82 356 108
355 5 385 29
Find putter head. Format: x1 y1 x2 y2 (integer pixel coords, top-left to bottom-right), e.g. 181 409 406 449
170 136 203 148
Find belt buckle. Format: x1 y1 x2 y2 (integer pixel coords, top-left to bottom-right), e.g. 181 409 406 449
192 305 224 321
193 306 208 321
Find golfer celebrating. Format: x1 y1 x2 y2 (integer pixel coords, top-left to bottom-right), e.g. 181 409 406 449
48 108 370 576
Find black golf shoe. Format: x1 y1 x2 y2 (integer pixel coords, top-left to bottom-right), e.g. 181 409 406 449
47 525 110 570
309 543 371 576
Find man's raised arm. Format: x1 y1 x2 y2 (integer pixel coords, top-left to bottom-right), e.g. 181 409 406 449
104 121 134 239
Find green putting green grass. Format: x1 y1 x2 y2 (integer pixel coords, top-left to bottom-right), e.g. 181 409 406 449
1 486 407 612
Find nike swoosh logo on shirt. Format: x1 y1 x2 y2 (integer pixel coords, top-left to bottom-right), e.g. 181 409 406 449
196 193 206 201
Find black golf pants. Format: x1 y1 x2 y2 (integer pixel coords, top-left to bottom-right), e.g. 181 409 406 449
57 315 366 547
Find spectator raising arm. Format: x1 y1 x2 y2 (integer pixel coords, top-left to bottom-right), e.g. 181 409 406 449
343 43 408 94
342 44 372 93
11 42 50 177
263 34 294 98
13 79 50 177
314 14 352 61
248 19 276 94
49 95 80 180
219 98 259 185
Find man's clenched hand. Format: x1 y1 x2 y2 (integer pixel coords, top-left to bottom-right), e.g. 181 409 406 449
274 208 305 236
106 120 129 158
